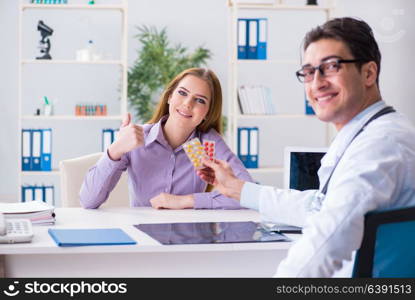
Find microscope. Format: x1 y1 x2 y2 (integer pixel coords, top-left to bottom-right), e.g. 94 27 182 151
36 20 53 60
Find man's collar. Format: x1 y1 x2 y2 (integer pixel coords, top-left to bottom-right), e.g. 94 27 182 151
330 99 386 153
350 99 386 125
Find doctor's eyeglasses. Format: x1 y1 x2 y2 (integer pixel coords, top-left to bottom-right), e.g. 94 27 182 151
295 59 364 83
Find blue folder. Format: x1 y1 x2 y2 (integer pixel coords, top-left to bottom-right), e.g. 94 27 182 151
21 129 32 171
48 228 137 247
31 129 42 171
40 128 52 171
102 128 115 152
257 18 267 60
247 19 258 59
305 96 315 115
237 127 249 168
21 185 33 202
248 127 259 168
237 19 248 59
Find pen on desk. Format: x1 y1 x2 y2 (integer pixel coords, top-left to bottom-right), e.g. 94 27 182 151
277 229 302 234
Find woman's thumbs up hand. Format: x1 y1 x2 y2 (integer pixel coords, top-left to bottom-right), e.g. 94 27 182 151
108 113 144 161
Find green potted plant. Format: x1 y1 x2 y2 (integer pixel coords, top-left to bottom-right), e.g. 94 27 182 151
128 25 211 123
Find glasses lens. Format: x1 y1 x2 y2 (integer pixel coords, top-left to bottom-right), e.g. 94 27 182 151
321 61 340 75
296 71 305 82
301 67 315 83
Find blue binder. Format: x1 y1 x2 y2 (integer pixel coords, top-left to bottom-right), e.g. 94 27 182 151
102 128 114 152
21 184 54 204
48 228 137 247
113 128 119 141
21 129 32 171
247 19 258 59
305 95 315 115
21 185 33 202
41 128 52 171
248 127 259 168
257 18 267 60
43 185 54 205
237 19 248 59
31 129 42 171
237 127 250 168
33 185 43 202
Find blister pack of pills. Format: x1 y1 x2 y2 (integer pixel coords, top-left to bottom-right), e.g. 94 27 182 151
203 140 215 161
183 138 215 169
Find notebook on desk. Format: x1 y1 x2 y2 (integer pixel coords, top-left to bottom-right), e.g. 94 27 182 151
48 228 136 247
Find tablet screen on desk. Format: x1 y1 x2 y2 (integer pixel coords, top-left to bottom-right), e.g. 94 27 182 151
134 221 291 245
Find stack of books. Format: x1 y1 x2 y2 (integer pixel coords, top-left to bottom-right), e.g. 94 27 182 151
0 200 55 225
238 85 276 115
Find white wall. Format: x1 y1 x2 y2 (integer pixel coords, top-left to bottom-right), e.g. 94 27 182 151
337 0 414 116
1 0 414 201
1 0 19 201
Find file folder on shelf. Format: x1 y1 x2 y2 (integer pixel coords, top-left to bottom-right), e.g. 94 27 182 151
48 228 137 247
248 127 259 168
40 128 52 171
21 129 32 171
257 18 267 60
237 19 248 59
102 129 114 152
247 19 258 59
43 185 55 206
113 128 119 141
305 96 315 115
21 184 55 204
31 129 42 171
33 185 43 202
237 127 249 168
22 185 33 202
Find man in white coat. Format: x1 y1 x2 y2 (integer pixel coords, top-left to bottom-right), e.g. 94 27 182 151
198 17 415 277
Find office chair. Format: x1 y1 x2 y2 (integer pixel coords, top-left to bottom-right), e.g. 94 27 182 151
59 152 129 207
352 206 415 278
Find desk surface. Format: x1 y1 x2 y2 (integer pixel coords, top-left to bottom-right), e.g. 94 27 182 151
1 207 296 255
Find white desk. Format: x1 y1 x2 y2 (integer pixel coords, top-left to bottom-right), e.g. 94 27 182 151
1 207 297 277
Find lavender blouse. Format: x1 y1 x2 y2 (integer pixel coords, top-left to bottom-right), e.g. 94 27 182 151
80 116 253 209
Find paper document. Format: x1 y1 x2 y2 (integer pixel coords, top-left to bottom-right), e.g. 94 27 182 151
0 200 53 214
0 200 55 225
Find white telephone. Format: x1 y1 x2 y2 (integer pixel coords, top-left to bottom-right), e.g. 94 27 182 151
0 213 34 244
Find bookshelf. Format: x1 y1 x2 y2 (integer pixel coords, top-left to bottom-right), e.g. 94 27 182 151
17 0 128 204
21 59 124 65
227 0 335 186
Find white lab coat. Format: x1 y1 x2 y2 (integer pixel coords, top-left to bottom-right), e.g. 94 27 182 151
241 101 415 277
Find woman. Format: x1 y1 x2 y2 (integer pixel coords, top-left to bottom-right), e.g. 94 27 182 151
80 68 253 209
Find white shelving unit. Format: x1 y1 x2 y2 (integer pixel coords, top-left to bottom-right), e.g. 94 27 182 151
22 115 123 120
17 0 128 204
227 0 335 186
21 59 124 65
22 4 125 10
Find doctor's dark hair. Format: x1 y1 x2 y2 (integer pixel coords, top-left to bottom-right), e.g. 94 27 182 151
303 17 381 85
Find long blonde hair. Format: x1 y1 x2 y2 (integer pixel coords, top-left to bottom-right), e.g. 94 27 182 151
148 68 223 134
